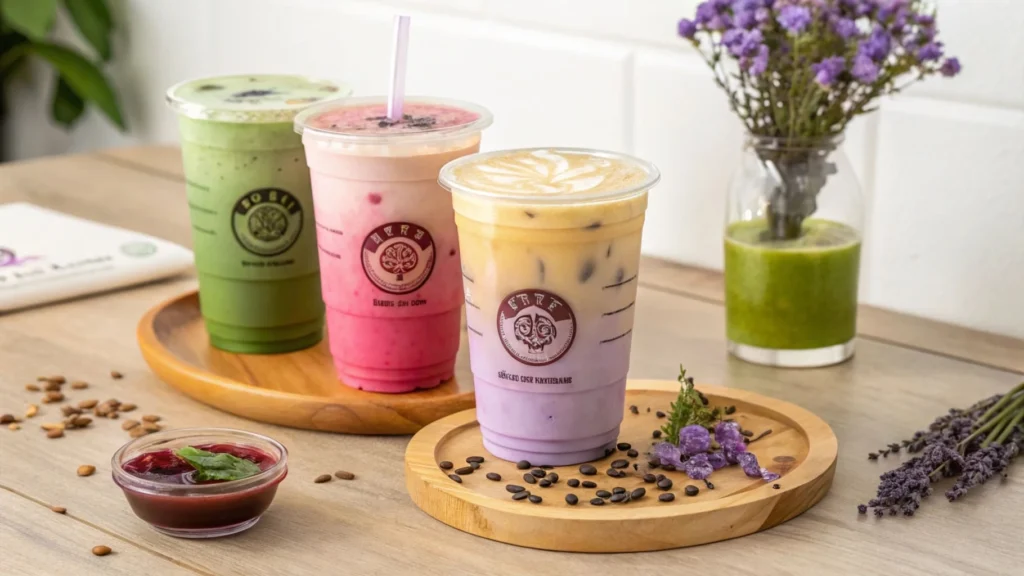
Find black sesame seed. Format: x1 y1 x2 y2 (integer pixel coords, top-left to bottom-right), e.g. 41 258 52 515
486 472 501 481
656 411 666 418
610 493 628 503
448 474 462 483
657 478 673 490
630 487 646 500
652 430 662 439
567 479 580 488
439 461 453 470
596 490 612 499
610 459 629 469
454 466 474 475
506 485 525 493
661 464 676 472
548 473 559 483
566 494 579 505
513 491 530 501
531 469 546 478
772 483 781 490
612 487 626 495
627 449 639 458
579 464 597 476
643 474 657 483
590 498 605 506
539 479 552 488
582 481 597 489
528 495 542 504
724 405 736 415
516 460 532 469
629 405 639 415
684 485 699 497
659 493 675 502
616 443 632 451
523 473 537 484
466 456 485 464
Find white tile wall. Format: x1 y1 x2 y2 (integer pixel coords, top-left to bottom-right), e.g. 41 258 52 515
3 0 1022 338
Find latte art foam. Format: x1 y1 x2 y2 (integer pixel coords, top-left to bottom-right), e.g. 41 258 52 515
450 149 649 196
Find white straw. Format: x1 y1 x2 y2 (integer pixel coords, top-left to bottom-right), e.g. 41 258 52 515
387 15 411 121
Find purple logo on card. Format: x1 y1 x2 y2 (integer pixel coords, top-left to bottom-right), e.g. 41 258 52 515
0 248 39 268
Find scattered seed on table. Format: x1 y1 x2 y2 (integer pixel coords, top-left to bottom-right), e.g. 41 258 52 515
77 465 95 477
512 491 530 501
579 464 596 476
612 487 626 495
25 405 38 418
8 423 20 431
539 479 551 488
466 456 485 464
78 399 98 409
567 478 580 488
70 381 89 390
610 493 629 503
657 478 673 490
141 415 161 423
655 411 666 418
565 494 579 505
335 471 355 480
439 461 453 470
0 414 16 424
25 383 40 392
724 405 736 415
454 466 474 475
51 506 66 514
773 483 781 490
141 422 161 433
506 484 526 493
42 392 64 404
643 473 657 483
661 464 677 472
119 403 137 412
72 417 91 428
448 474 463 484
596 490 611 499
314 474 332 483
528 495 542 504
516 460 531 470
627 449 639 458
468 462 481 470
630 487 646 500
629 405 639 415
530 469 546 478
659 493 675 502
121 420 139 431
704 479 715 490
523 474 537 485
740 429 754 437
582 481 597 489
685 485 699 497
547 473 559 483
590 498 605 506
92 545 112 557
46 429 64 439
486 472 501 482
110 371 123 379
616 442 631 451
610 459 629 469
646 407 651 413
652 430 662 439
656 474 666 481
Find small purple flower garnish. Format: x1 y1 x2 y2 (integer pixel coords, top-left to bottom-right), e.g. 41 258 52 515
679 425 711 456
940 57 961 77
653 442 684 468
737 452 780 481
832 18 858 39
683 453 715 480
707 451 729 470
812 56 846 87
777 5 811 34
715 421 743 445
916 42 944 62
852 53 880 83
678 18 698 39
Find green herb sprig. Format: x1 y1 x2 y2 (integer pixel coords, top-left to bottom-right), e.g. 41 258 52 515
175 446 262 482
661 366 721 444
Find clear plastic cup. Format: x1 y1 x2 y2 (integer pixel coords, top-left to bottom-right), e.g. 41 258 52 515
294 96 492 392
440 147 660 464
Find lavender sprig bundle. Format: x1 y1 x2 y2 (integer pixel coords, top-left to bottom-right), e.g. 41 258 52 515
678 0 961 139
860 382 1024 517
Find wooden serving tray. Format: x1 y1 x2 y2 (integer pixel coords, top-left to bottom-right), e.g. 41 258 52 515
137 291 474 435
405 380 837 552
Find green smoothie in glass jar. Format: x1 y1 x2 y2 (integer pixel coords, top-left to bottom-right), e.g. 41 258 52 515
167 75 351 353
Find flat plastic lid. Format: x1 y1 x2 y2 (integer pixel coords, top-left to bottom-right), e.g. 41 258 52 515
166 74 351 123
439 147 661 205
294 96 492 145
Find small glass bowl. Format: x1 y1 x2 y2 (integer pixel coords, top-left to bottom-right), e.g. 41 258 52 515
111 428 288 538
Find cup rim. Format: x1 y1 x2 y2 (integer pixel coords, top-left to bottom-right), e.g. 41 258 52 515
111 427 288 496
166 73 352 123
438 147 661 206
293 95 493 145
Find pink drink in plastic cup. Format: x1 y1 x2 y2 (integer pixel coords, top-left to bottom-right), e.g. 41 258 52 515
294 97 492 393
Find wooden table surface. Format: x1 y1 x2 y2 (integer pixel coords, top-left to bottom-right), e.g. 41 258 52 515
1 146 1022 576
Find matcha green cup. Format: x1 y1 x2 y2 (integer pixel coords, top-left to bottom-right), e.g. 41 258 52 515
166 75 352 354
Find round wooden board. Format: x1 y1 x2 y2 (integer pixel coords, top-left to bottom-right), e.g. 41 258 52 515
405 380 838 552
137 290 475 435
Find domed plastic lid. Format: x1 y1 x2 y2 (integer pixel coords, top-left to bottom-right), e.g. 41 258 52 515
166 74 351 123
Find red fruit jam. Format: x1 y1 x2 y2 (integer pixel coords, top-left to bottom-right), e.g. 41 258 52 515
112 431 287 539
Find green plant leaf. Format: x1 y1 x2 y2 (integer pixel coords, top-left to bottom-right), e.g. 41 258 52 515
62 0 113 61
175 446 263 482
1 0 58 40
26 41 125 130
51 74 84 127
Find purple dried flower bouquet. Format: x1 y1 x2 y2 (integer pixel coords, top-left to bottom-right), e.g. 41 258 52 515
679 0 960 240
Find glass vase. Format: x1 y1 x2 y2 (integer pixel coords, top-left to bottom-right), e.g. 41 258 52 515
724 135 864 368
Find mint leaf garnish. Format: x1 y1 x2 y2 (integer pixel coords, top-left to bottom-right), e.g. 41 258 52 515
174 446 262 482
661 366 721 444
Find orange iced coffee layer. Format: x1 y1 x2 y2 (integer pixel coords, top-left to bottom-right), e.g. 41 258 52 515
448 149 651 229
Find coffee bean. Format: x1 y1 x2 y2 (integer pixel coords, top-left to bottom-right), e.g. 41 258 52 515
314 474 332 484
579 464 597 475
454 466 474 475
513 491 530 501
486 472 501 481
610 459 629 469
565 494 579 505
652 430 662 439
506 484 525 493
530 469 546 478
50 506 67 514
616 443 631 451
466 456 485 464
469 462 481 470
627 449 639 458
656 411 666 418
648 459 661 469
528 495 542 504
582 480 597 489
76 465 96 477
773 483 781 490
656 474 666 481
633 463 639 471
657 478 673 490
610 493 628 503
540 465 554 470
596 490 611 499
523 473 537 484
91 545 112 556
685 485 699 496
629 405 639 415
539 479 551 488
334 471 355 480
604 448 614 457
439 461 453 470
547 473 559 483
647 407 651 413
659 493 675 502
590 498 605 506
661 464 677 472
724 405 737 415
643 474 657 483
567 479 580 488
630 487 646 500
612 487 626 495
516 460 531 470
448 474 462 484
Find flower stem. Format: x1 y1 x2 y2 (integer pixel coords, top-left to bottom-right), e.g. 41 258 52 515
975 382 1024 427
993 409 1024 446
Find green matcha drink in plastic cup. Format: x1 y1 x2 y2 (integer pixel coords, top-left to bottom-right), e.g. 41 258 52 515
166 75 351 354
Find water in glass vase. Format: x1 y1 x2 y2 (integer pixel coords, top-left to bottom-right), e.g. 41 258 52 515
725 218 860 367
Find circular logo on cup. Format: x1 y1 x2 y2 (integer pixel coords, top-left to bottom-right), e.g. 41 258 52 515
361 222 435 295
497 289 576 366
231 188 303 257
